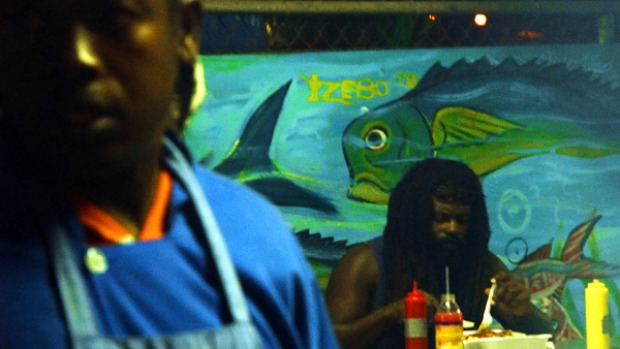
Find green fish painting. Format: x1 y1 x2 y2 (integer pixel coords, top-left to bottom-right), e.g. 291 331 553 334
342 58 620 204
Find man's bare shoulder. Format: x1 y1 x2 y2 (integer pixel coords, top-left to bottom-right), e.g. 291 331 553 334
329 241 380 291
341 242 377 269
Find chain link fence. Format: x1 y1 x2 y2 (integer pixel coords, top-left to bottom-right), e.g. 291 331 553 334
199 1 619 54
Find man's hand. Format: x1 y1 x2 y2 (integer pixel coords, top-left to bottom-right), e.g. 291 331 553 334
385 299 406 323
420 290 439 321
491 271 531 317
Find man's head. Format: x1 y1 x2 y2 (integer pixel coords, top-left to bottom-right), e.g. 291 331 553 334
0 0 201 180
384 158 491 269
431 184 472 240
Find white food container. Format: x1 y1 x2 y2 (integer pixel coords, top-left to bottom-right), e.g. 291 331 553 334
463 331 552 349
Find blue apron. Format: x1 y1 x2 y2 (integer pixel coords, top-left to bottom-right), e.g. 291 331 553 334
43 137 264 349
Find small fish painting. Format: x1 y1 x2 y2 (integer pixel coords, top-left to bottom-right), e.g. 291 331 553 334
511 215 620 340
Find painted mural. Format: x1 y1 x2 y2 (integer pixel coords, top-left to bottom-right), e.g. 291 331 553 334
185 43 620 341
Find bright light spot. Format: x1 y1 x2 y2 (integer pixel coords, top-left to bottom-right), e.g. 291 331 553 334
428 14 436 21
474 13 487 27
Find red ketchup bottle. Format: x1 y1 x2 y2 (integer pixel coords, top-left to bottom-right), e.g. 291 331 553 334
404 281 427 349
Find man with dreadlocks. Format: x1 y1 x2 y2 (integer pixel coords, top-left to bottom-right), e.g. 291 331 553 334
326 158 555 349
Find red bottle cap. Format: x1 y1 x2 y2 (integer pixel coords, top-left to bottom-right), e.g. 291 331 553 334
405 281 427 318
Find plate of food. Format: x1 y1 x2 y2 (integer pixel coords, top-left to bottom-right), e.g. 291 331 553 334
463 329 553 349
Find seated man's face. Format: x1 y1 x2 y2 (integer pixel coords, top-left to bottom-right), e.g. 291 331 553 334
431 196 471 241
430 195 471 269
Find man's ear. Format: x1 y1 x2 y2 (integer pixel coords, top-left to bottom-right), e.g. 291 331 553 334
179 0 202 64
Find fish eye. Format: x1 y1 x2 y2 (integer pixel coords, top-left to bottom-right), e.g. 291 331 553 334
364 128 388 151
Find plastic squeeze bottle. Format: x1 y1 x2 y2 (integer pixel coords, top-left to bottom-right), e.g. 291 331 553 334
434 293 463 349
404 281 427 349
586 279 610 349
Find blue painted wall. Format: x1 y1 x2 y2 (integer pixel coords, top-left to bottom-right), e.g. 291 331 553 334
186 44 620 341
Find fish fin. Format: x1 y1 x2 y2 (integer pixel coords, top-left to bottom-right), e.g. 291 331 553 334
295 229 355 266
432 107 526 175
556 146 619 158
568 260 620 279
560 215 602 264
214 80 292 175
559 215 620 279
547 298 584 340
416 57 618 99
465 153 531 176
245 177 338 214
520 241 553 264
552 280 568 300
431 106 521 147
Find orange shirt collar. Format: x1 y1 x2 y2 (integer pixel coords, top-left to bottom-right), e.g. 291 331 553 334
69 170 173 245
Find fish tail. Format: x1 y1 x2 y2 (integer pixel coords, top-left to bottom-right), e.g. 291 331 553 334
560 215 602 264
560 215 620 279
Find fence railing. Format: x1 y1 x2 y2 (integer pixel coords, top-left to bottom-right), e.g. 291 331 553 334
198 1 619 53
201 1 620 14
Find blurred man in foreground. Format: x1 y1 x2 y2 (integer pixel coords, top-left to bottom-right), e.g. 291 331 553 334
0 1 339 348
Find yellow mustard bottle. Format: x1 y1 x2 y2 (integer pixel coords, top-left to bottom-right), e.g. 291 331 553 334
585 279 610 349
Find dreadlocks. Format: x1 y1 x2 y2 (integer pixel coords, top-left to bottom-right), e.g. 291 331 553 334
383 158 493 325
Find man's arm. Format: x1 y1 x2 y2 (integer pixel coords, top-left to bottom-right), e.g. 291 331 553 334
325 243 404 349
487 254 557 334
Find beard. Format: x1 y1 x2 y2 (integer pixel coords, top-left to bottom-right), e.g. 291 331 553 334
430 235 468 270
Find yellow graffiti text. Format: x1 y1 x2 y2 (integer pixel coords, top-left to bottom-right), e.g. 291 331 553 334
392 72 419 89
301 74 389 105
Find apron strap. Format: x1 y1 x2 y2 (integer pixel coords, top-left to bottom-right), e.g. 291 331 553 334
25 182 103 342
162 137 252 323
47 222 102 341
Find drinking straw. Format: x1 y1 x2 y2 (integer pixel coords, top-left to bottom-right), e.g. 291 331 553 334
445 266 450 296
